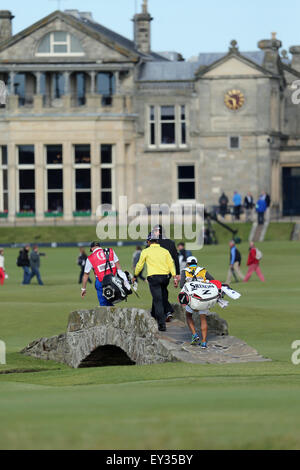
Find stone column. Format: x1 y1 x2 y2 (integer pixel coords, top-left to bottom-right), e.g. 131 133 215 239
91 141 100 220
64 72 70 95
114 142 126 210
7 143 16 222
34 142 45 222
9 71 14 94
115 71 120 94
62 141 73 221
89 71 96 94
35 71 41 94
125 142 136 206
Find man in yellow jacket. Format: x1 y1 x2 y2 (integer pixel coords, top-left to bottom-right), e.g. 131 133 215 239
133 236 177 331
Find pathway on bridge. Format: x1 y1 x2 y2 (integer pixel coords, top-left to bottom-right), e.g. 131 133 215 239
159 318 269 364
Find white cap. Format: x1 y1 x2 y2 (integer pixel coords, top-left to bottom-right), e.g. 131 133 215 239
186 256 197 265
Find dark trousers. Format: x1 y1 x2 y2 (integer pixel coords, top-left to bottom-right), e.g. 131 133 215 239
30 267 43 285
150 274 174 319
79 267 92 284
257 212 265 225
148 275 170 327
22 266 31 285
234 205 241 220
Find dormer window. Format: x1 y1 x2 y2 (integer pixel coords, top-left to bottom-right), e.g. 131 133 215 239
36 31 84 56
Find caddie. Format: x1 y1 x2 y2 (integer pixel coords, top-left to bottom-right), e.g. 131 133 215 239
179 256 221 348
81 241 125 306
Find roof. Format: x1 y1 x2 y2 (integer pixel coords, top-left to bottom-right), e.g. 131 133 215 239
138 50 268 81
67 13 167 61
0 9 168 62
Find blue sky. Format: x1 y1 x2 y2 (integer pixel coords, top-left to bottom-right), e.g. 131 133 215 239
6 0 300 59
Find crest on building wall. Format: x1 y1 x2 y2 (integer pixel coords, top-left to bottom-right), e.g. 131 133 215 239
0 81 8 105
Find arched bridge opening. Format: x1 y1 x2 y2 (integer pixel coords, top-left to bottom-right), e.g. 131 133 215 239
78 345 136 368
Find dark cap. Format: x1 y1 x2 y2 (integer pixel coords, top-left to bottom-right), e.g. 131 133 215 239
90 241 101 251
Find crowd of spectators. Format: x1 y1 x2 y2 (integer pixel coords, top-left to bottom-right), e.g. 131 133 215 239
218 191 271 224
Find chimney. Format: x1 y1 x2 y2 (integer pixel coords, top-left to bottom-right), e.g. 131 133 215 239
289 46 300 71
0 10 14 43
80 12 94 22
133 0 153 54
258 32 282 74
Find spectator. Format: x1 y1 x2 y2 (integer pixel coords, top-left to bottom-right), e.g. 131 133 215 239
30 245 45 285
177 242 192 272
133 235 177 332
17 245 31 285
151 224 180 321
77 247 92 285
244 242 265 282
256 195 267 225
219 192 229 218
81 241 124 306
233 191 242 220
225 240 244 284
0 248 5 286
262 191 271 221
244 192 254 222
132 246 146 282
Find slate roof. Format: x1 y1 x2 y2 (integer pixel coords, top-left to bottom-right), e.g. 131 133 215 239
138 50 268 81
70 14 167 61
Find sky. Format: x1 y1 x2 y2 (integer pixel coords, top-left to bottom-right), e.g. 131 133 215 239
5 0 300 59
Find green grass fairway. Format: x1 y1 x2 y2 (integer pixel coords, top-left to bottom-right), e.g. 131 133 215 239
0 241 300 449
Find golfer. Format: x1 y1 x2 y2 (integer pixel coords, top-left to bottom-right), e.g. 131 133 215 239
133 235 177 332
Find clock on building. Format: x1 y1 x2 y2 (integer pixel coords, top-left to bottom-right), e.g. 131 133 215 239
224 89 245 110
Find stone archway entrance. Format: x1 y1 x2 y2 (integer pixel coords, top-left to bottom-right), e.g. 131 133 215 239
78 345 135 368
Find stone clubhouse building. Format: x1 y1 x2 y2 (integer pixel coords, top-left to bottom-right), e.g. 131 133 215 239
1 0 300 224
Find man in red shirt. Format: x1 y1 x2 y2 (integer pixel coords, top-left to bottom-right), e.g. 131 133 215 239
81 241 123 305
243 242 265 282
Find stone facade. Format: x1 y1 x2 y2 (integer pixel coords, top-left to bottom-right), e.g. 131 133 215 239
1 4 300 222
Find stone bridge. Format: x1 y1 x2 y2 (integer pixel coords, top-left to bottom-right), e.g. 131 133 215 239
21 305 269 367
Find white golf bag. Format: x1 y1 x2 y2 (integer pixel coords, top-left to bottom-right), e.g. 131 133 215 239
178 280 220 312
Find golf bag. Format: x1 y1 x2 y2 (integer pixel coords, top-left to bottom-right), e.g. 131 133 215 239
178 280 220 312
102 249 133 305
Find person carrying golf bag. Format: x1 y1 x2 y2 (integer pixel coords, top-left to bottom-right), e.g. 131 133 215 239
81 241 133 306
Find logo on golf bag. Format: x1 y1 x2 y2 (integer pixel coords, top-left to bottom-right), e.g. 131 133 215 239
178 281 220 311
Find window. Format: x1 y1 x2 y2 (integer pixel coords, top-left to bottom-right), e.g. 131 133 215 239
74 145 91 212
181 106 186 145
0 146 8 212
12 73 35 107
36 32 84 56
18 145 34 165
177 165 195 200
72 73 86 106
149 106 155 146
229 136 240 149
18 145 35 213
74 145 91 164
46 145 63 212
148 105 187 149
96 73 115 106
100 145 114 206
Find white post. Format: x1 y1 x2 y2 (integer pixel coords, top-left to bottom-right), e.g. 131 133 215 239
0 340 6 365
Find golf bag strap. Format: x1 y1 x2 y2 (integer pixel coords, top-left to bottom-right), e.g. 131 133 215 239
104 248 114 275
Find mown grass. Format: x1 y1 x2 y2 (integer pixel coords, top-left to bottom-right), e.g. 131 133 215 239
0 240 300 449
